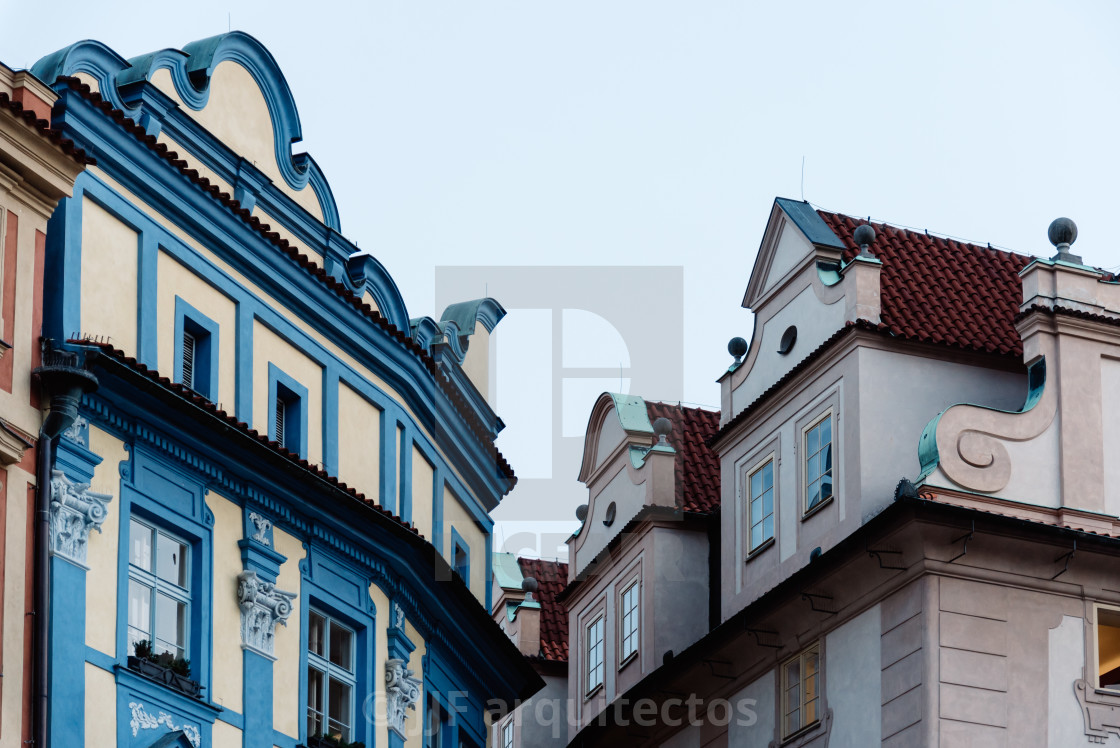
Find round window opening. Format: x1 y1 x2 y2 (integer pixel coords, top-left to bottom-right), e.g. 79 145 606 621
778 325 797 355
604 502 617 527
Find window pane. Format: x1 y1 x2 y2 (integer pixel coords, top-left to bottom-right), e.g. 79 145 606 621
128 580 152 637
808 453 820 483
808 481 821 509
804 697 817 726
823 443 832 473
750 497 761 519
329 621 353 671
763 462 773 490
156 534 187 588
308 665 325 737
785 709 800 736
155 593 185 657
308 610 326 657
785 659 801 689
1099 609 1120 687
763 515 774 540
762 488 773 517
807 427 818 455
820 415 831 446
751 523 763 550
750 470 761 498
130 520 153 571
821 475 833 502
328 678 352 738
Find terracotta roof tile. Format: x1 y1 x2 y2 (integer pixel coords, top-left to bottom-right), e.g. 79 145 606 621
817 211 1032 356
0 90 94 165
644 401 721 512
516 557 568 662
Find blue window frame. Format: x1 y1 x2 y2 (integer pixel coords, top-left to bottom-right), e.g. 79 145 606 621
268 363 308 457
127 518 191 660
307 608 357 741
450 528 470 585
174 297 220 401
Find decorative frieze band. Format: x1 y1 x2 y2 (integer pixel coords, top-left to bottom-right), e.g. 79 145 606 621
237 569 296 658
49 469 112 567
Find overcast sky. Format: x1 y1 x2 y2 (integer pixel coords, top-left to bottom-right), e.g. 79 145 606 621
6 1 1119 555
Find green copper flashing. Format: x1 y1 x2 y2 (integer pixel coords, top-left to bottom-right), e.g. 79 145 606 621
492 551 524 590
916 358 1046 482
611 393 654 433
816 260 843 287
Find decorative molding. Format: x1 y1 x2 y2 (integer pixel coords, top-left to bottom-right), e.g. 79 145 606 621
385 657 423 736
128 702 201 747
237 570 296 658
248 511 272 546
0 419 32 465
1074 679 1120 742
48 469 112 567
62 414 88 445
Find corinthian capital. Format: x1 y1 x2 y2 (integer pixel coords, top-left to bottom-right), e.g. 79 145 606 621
49 469 112 567
237 569 296 658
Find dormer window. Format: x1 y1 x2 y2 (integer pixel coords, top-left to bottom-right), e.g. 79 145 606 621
804 412 834 514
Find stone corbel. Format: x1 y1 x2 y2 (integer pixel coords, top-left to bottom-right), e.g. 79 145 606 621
49 469 112 567
237 570 296 658
1074 680 1120 742
385 656 422 736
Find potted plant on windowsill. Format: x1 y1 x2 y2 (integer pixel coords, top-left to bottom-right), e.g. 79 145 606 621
126 640 204 698
302 732 366 748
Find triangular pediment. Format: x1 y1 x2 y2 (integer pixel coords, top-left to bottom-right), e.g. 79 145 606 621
742 198 845 310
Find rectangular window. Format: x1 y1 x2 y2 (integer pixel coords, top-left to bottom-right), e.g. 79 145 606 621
748 458 775 550
804 413 833 513
175 299 219 401
425 698 442 748
274 385 301 453
307 609 356 742
781 642 821 738
501 720 514 748
1098 606 1120 689
586 616 605 694
127 518 190 660
181 330 197 391
451 530 470 585
619 581 639 664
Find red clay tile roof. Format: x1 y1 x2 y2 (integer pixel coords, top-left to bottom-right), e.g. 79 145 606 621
0 90 94 165
54 77 514 488
817 211 1032 357
517 557 569 662
644 401 721 513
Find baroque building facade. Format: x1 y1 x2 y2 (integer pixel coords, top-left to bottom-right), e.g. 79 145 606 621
514 199 1120 747
20 32 539 748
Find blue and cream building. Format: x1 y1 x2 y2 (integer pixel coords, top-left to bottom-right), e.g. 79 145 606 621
27 32 539 748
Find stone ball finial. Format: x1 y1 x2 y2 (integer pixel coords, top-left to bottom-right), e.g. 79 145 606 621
853 223 876 247
575 504 588 522
728 336 748 363
521 576 539 594
653 417 672 443
1048 217 1078 249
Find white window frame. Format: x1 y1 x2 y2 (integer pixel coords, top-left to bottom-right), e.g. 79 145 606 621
586 615 605 695
780 641 822 739
127 517 191 661
306 608 357 742
619 579 640 666
801 410 835 516
501 717 514 748
747 454 776 553
1094 603 1120 691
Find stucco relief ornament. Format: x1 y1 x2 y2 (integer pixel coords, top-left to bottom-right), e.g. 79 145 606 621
237 570 296 658
248 511 272 546
48 469 112 567
128 702 201 747
385 657 422 734
61 415 87 445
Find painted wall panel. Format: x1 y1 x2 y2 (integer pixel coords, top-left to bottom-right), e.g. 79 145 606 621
727 669 774 747
442 494 485 602
337 382 381 502
403 618 427 743
460 327 490 400
213 719 244 746
156 249 238 408
80 196 138 354
1048 615 1086 746
0 464 31 737
210 491 244 713
85 425 126 655
368 583 392 748
825 606 881 748
1102 358 1120 514
85 663 116 745
253 320 324 464
272 525 305 739
412 446 434 540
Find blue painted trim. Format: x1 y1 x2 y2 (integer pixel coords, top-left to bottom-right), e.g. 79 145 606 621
236 305 254 423
174 296 222 401
322 364 339 475
49 557 87 747
239 539 286 581
399 425 413 523
381 415 398 514
243 649 273 748
85 645 118 673
450 527 470 586
268 362 309 458
432 468 444 555
439 297 507 335
115 665 221 747
217 708 245 730
139 233 160 367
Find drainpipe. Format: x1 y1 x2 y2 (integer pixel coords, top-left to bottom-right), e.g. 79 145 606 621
31 347 98 748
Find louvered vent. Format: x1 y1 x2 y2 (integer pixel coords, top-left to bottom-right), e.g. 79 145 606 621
182 331 196 390
274 397 286 446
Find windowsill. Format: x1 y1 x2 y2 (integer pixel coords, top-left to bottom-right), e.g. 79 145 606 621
801 495 834 522
619 650 638 672
780 717 822 745
746 536 775 562
584 683 604 702
115 663 223 717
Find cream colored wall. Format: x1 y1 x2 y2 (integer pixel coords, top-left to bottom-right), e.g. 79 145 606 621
442 491 486 602
337 383 381 501
368 584 392 748
214 720 243 746
181 61 326 223
86 426 126 655
402 618 427 744
253 321 324 464
209 492 244 712
412 447 434 540
273 525 305 739
85 663 116 745
74 72 99 93
0 462 31 741
81 196 138 355
460 327 490 400
156 249 238 407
